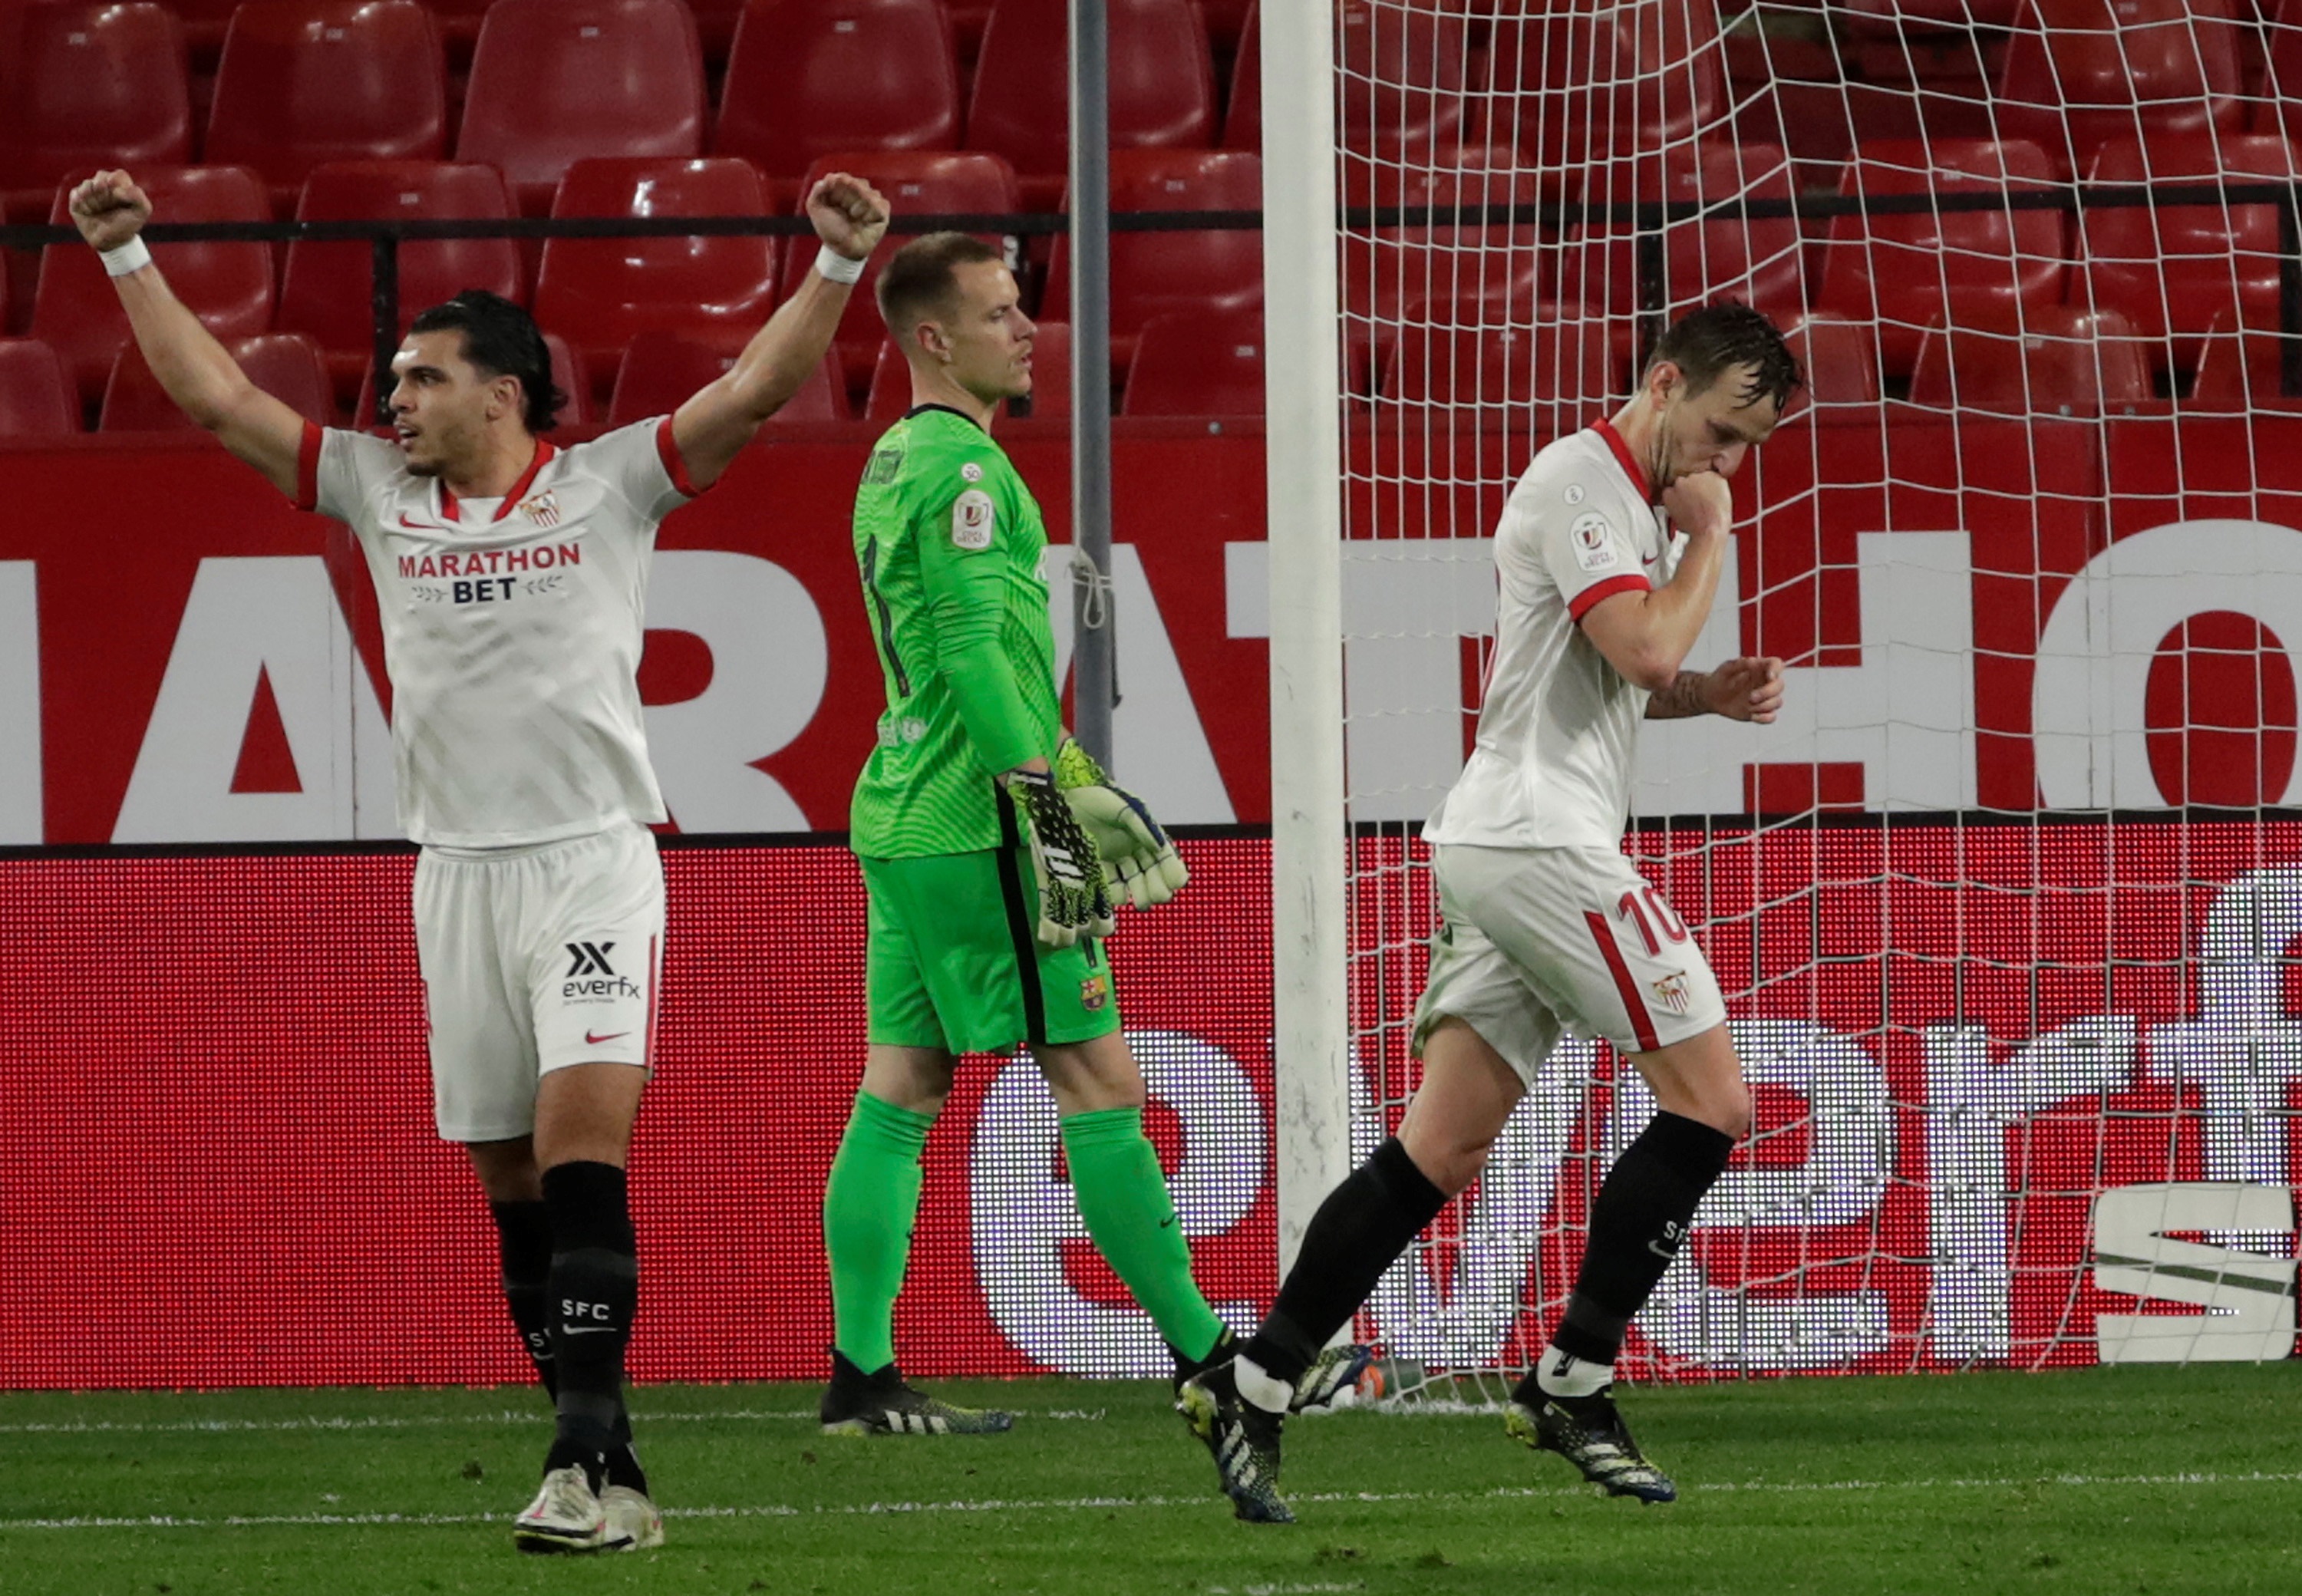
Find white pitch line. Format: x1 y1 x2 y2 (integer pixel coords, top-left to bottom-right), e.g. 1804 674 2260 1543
6 1469 2302 1532
0 1407 1107 1439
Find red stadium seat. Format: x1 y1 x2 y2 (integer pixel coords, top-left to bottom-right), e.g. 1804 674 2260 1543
1996 0 2244 174
101 333 334 431
457 0 707 216
864 322 1071 421
796 150 1024 381
1335 0 1470 156
427 0 493 53
1338 151 1543 326
1841 0 2027 25
1558 142 1804 320
31 167 274 401
715 0 959 203
1379 316 1626 421
206 1 447 216
1815 138 2066 377
1908 305 2153 414
533 158 780 380
691 0 749 58
0 339 78 437
1042 151 1262 363
1225 2 1261 151
968 0 1217 208
1005 319 1070 420
2188 310 2302 408
606 331 849 426
0 5 190 214
279 162 525 397
1780 312 1883 407
2259 0 2302 137
168 0 249 61
1121 311 1265 415
1483 0 1728 191
355 331 592 428
2075 133 2300 364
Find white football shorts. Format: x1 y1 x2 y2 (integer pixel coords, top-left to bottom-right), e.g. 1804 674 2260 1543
1412 842 1727 1084
412 820 665 1142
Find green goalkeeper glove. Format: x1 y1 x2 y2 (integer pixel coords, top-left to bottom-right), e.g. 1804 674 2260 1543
1001 766 1116 946
1054 738 1189 910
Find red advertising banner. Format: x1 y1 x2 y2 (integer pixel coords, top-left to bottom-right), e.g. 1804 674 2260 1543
3 826 2296 1391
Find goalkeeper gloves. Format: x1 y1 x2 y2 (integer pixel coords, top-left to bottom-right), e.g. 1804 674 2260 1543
1001 766 1116 947
1054 737 1190 909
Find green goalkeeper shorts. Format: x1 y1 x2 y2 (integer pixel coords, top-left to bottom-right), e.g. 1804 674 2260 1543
860 843 1123 1054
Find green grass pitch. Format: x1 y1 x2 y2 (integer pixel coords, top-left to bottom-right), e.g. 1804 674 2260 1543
3 1365 2298 1595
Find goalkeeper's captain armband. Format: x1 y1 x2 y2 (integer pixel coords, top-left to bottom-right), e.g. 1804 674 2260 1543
1001 767 1116 947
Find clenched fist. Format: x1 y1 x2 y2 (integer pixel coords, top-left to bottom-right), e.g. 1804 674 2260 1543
1661 469 1733 539
69 170 152 254
806 172 892 266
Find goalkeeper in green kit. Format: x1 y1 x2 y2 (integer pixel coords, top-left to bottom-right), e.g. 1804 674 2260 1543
819 234 1354 1511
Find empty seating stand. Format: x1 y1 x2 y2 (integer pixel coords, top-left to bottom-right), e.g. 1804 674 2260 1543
205 0 449 216
714 0 961 209
277 160 525 397
456 0 707 215
31 165 275 401
533 157 780 384
0 4 191 220
968 0 1217 209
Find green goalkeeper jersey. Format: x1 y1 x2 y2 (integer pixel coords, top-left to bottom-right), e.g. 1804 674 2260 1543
849 404 1062 858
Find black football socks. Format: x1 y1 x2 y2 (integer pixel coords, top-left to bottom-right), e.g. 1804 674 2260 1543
1522 1110 1733 1406
1237 1137 1448 1408
541 1160 640 1489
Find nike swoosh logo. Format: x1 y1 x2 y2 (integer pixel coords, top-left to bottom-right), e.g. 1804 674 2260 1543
1647 1238 1677 1260
585 1030 629 1045
399 513 442 529
1159 1216 1176 1229
559 1325 617 1335
1641 554 1657 567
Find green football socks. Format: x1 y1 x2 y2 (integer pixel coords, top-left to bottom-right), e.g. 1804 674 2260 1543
1061 1106 1227 1364
823 1090 934 1375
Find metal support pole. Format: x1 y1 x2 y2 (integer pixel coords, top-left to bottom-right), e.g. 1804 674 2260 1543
370 235 400 427
1069 0 1116 767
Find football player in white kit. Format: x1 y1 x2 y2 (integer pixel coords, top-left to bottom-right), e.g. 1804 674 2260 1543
70 166 891 1553
1182 304 1802 1519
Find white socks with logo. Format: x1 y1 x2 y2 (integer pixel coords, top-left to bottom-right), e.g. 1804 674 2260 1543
1533 1347 1612 1400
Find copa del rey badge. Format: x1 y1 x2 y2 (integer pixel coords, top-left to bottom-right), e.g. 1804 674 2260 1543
519 490 561 529
951 488 996 550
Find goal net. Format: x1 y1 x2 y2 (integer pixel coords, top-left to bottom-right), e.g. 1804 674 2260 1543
1298 0 2302 1400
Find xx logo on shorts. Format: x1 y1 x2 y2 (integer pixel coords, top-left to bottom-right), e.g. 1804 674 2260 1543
566 941 618 977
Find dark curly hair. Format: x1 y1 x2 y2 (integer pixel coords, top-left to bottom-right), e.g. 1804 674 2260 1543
408 289 565 433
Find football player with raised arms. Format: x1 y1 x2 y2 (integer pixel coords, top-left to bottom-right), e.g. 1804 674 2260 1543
820 232 1359 1491
1182 302 1801 1520
70 166 890 1553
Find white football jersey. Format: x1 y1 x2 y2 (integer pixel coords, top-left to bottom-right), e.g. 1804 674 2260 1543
297 416 700 847
1424 419 1682 850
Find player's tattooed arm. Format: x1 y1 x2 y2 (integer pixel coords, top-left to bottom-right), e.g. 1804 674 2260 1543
671 172 892 490
1646 657 1786 722
70 170 307 500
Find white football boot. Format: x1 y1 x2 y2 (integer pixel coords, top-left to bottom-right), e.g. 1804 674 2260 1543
513 1464 608 1554
599 1484 665 1551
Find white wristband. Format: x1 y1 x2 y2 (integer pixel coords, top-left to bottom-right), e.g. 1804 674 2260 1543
100 237 153 277
814 245 866 285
